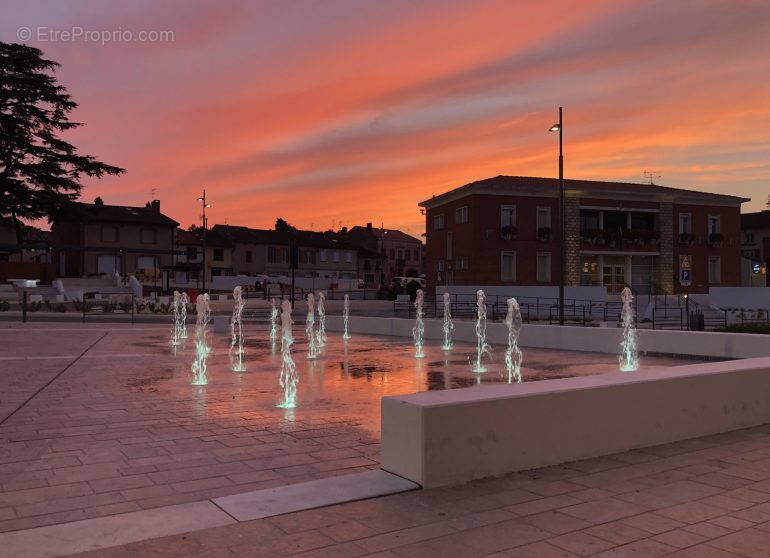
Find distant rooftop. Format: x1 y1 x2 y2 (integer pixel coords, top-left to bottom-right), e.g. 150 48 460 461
742 211 770 229
419 175 749 208
54 201 179 226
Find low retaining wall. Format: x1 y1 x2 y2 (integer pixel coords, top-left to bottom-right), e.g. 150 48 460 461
325 315 770 359
381 357 770 488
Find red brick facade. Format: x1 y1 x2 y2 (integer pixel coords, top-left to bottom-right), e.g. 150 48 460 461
420 176 746 295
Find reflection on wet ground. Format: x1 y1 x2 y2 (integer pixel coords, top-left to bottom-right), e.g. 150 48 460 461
130 325 706 435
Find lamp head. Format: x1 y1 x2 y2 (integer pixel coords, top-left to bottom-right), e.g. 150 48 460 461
549 124 561 132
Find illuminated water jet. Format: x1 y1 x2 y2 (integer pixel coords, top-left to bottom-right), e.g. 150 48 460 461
504 297 523 383
413 289 425 358
316 291 327 348
306 293 319 359
191 293 211 385
179 292 189 339
342 293 351 340
441 292 453 351
473 289 491 373
269 298 278 343
277 299 298 408
229 286 246 372
170 290 182 347
619 287 639 372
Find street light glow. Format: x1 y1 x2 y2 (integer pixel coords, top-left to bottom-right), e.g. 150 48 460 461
549 124 560 132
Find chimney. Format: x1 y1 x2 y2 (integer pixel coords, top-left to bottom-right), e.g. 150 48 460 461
366 222 372 232
151 200 160 213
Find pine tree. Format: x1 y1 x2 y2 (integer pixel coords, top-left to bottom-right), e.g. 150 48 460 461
0 42 124 251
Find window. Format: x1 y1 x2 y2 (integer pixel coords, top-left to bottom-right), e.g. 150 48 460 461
397 249 403 260
744 232 755 244
333 251 339 262
268 246 288 264
101 226 118 242
320 250 327 262
303 249 315 264
708 215 721 235
434 214 445 230
456 256 468 271
536 252 551 282
436 260 444 272
137 256 157 271
186 246 198 261
631 212 655 231
140 228 156 244
446 231 453 259
580 210 599 233
455 206 468 224
245 250 252 263
500 205 516 227
501 251 516 281
708 256 721 284
213 248 224 262
389 248 395 260
211 268 222 277
679 213 692 234
536 207 551 230
345 251 352 263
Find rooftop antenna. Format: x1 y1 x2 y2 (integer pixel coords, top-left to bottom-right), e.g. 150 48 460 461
643 170 661 185
766 194 770 210
151 187 158 200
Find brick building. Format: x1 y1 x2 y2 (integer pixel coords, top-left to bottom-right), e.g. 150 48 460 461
346 223 423 286
420 176 746 295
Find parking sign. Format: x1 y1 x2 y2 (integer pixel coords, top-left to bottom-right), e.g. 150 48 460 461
679 255 692 286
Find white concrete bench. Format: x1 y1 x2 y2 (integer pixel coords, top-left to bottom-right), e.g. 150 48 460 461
382 357 770 488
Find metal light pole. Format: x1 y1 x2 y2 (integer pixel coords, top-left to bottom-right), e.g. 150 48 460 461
550 107 565 326
197 190 211 293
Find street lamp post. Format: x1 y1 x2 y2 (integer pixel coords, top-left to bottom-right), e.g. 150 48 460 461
197 190 211 293
550 107 565 326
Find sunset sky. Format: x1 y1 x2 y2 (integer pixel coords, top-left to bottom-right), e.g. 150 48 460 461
3 0 770 237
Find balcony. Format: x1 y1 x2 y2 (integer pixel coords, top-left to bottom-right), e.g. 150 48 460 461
580 228 660 251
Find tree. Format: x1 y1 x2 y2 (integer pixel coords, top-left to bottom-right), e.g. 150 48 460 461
274 218 296 233
0 42 124 249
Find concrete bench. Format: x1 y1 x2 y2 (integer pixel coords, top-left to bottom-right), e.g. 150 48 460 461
382 357 770 488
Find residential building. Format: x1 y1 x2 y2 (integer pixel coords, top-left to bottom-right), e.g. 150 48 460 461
173 227 234 285
51 199 178 279
420 175 746 295
347 223 423 285
212 225 361 282
740 211 770 286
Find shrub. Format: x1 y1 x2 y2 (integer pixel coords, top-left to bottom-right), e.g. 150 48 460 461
118 301 133 313
102 300 117 313
716 323 770 335
135 299 147 313
28 301 42 312
0 300 9 311
53 303 67 312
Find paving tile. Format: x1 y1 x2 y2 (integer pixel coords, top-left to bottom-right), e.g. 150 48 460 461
548 531 616 556
520 510 592 535
665 544 744 557
708 515 756 531
682 521 734 539
356 521 456 552
620 512 686 534
560 498 649 524
594 538 675 557
656 501 726 524
506 494 583 516
652 527 709 549
503 540 579 557
709 526 770 557
583 521 650 545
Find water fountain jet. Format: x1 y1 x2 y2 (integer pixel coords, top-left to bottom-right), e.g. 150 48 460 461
170 291 183 347
306 293 319 359
277 299 298 408
191 293 211 385
179 292 189 339
504 297 523 383
441 292 453 351
342 294 351 340
269 298 278 343
413 289 425 358
229 286 246 372
316 291 327 348
619 287 639 372
473 289 491 373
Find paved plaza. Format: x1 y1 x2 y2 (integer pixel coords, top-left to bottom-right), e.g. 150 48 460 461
0 321 757 557
71 424 770 557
